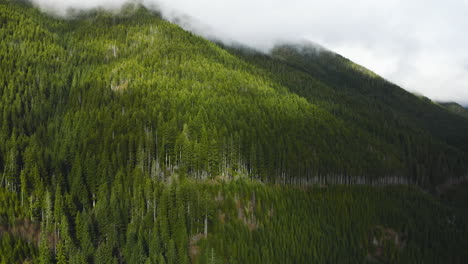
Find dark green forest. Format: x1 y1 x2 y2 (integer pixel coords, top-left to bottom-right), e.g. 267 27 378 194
1 0 468 263
439 102 468 120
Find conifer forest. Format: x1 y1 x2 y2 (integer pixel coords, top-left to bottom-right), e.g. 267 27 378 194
1 0 468 263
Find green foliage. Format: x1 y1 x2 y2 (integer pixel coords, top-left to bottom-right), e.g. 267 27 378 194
1 0 467 192
1 1 468 263
198 181 468 263
438 102 468 119
0 232 37 264
38 232 53 264
2 178 468 263
0 188 38 263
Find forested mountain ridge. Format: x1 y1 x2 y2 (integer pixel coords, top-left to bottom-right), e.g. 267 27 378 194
1 0 467 189
438 102 468 119
268 44 468 153
229 43 468 186
1 0 468 263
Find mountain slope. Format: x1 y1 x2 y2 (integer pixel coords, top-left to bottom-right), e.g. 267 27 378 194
439 102 468 119
2 0 468 191
229 43 468 187
268 43 468 153
2 181 468 264
1 1 468 263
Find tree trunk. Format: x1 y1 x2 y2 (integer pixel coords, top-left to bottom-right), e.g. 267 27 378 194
204 215 208 237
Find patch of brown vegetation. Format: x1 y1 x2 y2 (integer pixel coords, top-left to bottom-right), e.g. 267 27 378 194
234 194 259 231
0 219 41 245
218 211 226 224
189 233 205 262
267 207 274 218
367 226 406 262
111 80 129 92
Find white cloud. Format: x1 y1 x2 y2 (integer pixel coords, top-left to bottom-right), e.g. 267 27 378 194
30 0 468 105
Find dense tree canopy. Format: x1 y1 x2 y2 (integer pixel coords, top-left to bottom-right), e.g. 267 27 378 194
1 0 468 263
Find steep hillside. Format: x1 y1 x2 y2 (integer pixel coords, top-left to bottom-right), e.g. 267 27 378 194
439 102 468 119
1 0 467 191
1 0 468 263
269 44 468 153
2 180 468 264
229 43 468 186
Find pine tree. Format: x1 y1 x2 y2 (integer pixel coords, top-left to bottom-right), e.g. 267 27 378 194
38 232 53 264
167 239 176 264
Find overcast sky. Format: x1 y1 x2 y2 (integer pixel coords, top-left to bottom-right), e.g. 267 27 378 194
32 0 468 106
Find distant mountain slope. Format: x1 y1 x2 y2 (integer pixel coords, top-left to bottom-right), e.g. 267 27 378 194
439 102 468 119
230 43 468 186
268 44 468 152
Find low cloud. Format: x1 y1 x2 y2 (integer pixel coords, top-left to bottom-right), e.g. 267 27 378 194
31 0 468 105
